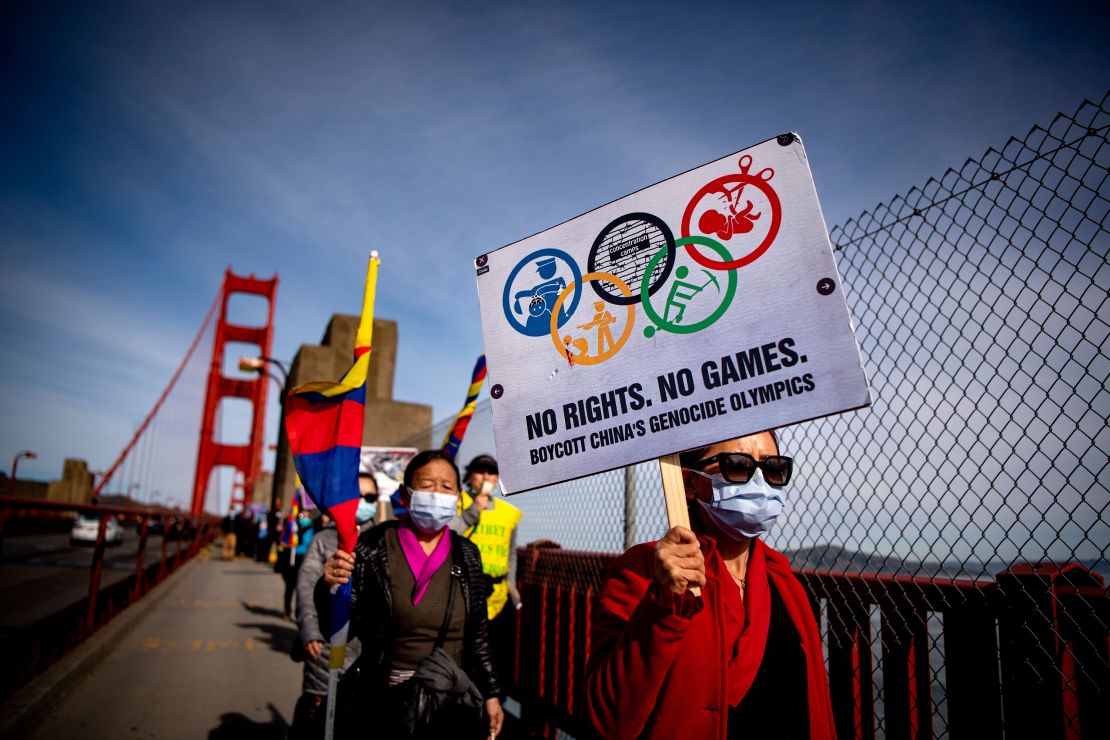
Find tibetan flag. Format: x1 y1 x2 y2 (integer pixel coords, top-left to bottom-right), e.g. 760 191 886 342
281 484 303 548
284 253 380 554
441 353 487 461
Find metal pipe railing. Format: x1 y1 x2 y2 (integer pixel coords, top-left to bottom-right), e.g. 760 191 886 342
0 497 219 701
513 543 1110 740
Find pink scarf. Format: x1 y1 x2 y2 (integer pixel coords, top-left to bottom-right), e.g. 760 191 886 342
397 522 452 605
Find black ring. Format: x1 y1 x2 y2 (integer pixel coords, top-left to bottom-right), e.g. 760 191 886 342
587 212 675 306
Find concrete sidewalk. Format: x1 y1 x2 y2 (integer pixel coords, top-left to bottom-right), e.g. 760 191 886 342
26 547 301 740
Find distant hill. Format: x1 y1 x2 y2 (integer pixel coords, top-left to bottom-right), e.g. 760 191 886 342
783 544 1108 583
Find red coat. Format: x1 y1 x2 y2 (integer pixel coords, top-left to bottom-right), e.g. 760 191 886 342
585 536 835 739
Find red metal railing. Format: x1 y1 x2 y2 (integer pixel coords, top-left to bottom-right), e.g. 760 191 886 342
0 496 218 702
513 543 1110 739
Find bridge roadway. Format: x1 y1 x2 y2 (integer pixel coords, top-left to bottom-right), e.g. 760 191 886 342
22 543 301 739
1 531 173 634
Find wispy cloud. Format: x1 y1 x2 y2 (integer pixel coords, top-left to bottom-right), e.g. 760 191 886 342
0 262 190 374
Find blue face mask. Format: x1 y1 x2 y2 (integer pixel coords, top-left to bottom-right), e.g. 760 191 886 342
356 498 378 524
407 490 458 533
692 467 785 539
298 516 312 529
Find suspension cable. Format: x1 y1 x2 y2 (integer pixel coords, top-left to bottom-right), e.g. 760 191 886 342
93 292 220 496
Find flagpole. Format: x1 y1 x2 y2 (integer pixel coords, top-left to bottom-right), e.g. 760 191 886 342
354 252 379 358
323 251 379 740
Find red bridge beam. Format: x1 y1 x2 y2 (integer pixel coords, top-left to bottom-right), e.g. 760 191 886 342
191 268 278 518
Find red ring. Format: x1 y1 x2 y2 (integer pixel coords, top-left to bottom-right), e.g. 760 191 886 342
680 172 782 270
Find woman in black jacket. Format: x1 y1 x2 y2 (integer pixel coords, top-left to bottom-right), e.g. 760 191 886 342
322 449 504 738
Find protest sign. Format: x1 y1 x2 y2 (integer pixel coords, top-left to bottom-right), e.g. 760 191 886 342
359 446 417 500
475 134 871 494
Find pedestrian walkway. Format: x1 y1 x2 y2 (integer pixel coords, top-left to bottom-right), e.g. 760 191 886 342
27 546 300 740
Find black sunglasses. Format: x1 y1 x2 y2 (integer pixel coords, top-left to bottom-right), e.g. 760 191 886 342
687 452 793 487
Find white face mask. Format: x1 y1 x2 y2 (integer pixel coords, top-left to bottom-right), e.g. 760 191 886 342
692 467 785 539
355 498 378 524
407 490 458 533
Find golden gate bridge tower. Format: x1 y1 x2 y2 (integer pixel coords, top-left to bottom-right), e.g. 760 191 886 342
190 269 278 518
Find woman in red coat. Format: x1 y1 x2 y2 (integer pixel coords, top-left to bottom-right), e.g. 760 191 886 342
585 431 835 739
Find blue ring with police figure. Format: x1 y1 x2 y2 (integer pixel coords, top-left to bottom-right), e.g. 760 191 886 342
501 248 583 337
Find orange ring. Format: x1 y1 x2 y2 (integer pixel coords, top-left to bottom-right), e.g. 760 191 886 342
549 271 636 366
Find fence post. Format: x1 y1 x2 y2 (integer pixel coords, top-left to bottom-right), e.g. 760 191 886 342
943 587 1001 739
158 526 169 582
879 585 931 740
996 566 1065 739
0 507 12 560
1055 568 1110 740
623 465 636 551
827 584 875 740
132 515 150 601
85 514 109 634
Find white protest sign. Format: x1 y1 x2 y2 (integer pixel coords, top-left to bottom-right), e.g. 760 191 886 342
359 446 417 500
474 134 871 494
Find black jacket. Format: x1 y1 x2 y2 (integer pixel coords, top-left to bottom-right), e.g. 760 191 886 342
315 521 502 701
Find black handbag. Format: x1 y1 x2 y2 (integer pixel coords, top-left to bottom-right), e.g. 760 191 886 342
394 566 481 735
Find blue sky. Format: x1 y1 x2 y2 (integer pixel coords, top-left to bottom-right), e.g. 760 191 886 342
1 0 1107 507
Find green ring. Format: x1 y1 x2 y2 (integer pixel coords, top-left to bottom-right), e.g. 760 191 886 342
640 236 737 336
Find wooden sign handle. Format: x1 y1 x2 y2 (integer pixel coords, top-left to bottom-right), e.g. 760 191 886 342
659 453 701 598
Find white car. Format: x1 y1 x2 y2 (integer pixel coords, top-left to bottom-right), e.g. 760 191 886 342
70 514 125 547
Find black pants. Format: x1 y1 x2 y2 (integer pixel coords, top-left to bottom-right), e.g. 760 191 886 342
255 534 271 562
289 692 325 740
488 602 518 694
282 560 302 617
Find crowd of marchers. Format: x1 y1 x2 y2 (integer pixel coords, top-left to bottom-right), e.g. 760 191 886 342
225 430 834 739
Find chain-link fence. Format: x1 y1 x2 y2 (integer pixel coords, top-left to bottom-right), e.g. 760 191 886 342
399 92 1109 737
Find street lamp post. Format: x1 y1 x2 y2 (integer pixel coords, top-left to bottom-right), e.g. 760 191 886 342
8 450 37 498
238 356 289 388
237 356 289 514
